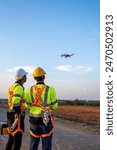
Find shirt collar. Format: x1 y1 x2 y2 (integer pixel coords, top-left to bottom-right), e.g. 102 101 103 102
36 81 45 85
15 81 24 89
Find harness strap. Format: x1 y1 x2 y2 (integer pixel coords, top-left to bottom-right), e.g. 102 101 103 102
32 85 46 106
7 128 24 136
32 85 51 112
7 114 24 136
30 127 54 138
20 99 25 110
30 114 54 138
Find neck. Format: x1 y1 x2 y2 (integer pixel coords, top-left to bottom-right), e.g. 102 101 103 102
36 81 45 84
16 80 24 86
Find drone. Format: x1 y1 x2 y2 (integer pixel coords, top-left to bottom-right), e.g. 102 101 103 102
61 53 75 58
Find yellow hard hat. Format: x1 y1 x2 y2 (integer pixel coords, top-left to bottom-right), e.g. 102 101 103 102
33 67 46 77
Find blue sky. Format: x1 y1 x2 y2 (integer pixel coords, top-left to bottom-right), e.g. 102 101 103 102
0 0 100 100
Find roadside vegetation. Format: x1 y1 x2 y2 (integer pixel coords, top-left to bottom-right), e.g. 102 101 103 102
53 105 100 125
53 99 100 127
58 99 100 106
0 98 100 127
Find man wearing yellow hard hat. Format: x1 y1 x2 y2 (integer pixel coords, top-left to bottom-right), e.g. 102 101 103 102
25 67 58 150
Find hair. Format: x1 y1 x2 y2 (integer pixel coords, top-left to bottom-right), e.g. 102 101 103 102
17 75 26 82
34 75 45 82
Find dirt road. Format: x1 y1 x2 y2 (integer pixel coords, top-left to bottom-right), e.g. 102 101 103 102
0 108 100 150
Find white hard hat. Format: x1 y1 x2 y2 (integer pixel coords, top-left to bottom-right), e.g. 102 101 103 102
15 68 28 81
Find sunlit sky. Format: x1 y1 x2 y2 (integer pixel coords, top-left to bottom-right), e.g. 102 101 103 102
0 0 100 100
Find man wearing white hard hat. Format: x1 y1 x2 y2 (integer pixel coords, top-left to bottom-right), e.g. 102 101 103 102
5 68 28 150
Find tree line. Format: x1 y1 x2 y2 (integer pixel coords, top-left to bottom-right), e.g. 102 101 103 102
58 99 100 106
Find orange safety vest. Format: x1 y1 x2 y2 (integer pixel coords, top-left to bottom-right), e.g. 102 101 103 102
30 85 54 138
7 84 25 136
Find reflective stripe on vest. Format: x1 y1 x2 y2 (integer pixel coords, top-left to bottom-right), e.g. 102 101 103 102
43 85 49 106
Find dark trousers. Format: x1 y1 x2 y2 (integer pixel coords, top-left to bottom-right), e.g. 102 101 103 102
29 133 53 150
29 116 53 150
5 132 22 150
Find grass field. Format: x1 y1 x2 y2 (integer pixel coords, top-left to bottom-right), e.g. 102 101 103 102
53 105 100 126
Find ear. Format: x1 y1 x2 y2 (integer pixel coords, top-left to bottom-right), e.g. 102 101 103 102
43 75 45 79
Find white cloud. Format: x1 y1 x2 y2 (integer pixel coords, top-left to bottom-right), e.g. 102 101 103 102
56 65 72 72
56 65 93 72
6 66 35 74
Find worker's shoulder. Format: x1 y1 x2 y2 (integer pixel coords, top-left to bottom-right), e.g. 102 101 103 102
10 83 24 92
26 85 37 91
47 85 56 92
11 83 22 89
15 83 24 90
26 84 55 90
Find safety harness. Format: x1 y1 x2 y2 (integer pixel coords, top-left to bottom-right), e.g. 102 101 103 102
30 85 54 138
7 84 24 136
7 114 23 136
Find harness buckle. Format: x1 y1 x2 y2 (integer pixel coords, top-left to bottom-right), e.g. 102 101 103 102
9 114 18 132
42 111 50 126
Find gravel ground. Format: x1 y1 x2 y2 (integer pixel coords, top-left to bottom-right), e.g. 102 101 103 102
0 108 100 150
